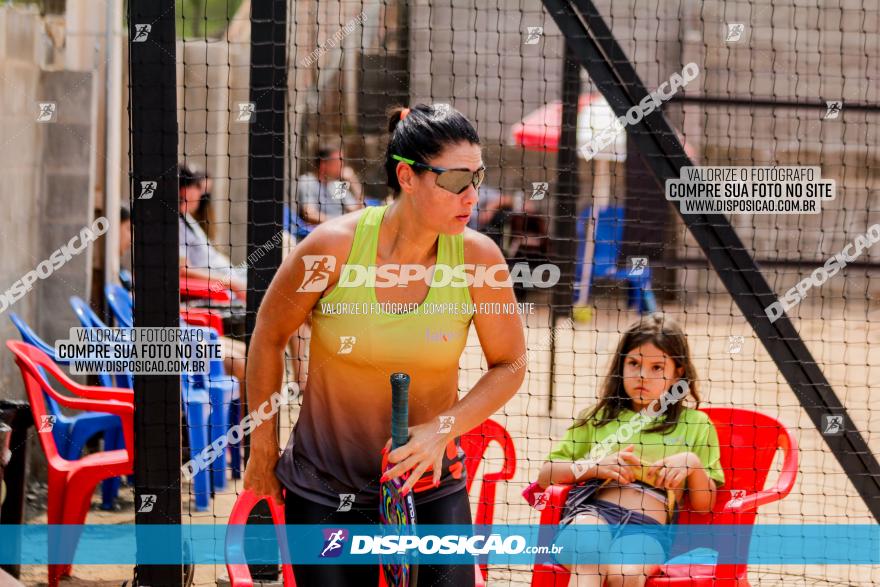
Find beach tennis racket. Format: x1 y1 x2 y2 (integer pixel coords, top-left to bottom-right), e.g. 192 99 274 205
379 372 419 587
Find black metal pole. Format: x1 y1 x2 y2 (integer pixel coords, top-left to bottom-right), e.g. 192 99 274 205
0 400 33 579
244 0 288 581
548 40 582 413
129 1 183 584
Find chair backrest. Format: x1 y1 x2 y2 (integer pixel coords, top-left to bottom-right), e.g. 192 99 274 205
225 489 296 587
6 341 72 465
105 284 133 328
575 206 625 282
460 419 517 494
70 296 132 388
679 407 799 526
8 313 68 430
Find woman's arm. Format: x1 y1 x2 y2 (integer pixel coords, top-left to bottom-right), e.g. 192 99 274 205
384 232 527 493
243 222 352 503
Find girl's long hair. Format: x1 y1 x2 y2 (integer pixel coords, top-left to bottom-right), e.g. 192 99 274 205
572 313 701 435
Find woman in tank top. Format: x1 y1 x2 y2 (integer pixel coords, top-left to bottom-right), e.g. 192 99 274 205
243 103 527 586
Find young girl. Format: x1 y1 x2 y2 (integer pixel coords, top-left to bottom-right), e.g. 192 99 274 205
537 314 725 587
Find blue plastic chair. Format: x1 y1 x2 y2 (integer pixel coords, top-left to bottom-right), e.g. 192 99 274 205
105 284 241 484
574 206 658 314
70 296 218 510
104 284 133 328
8 313 124 510
282 203 316 240
119 268 133 291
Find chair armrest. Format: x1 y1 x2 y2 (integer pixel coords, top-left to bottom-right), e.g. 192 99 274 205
723 428 799 514
525 483 574 525
180 277 233 302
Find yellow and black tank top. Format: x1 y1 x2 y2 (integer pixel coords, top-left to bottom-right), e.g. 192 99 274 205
276 205 475 507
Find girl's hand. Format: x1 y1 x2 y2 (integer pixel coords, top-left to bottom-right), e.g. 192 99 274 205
592 444 642 484
647 452 700 490
243 448 284 506
382 422 451 495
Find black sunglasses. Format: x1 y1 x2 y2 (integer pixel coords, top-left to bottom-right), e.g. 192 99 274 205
392 154 486 194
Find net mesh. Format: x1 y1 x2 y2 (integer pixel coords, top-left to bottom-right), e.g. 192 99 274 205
140 0 880 585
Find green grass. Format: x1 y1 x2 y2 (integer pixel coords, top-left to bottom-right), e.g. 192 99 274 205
176 0 245 39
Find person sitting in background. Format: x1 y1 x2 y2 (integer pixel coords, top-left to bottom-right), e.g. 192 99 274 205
176 163 248 397
296 144 362 228
178 163 247 298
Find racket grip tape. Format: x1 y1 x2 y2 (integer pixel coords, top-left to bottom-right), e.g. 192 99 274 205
390 372 411 450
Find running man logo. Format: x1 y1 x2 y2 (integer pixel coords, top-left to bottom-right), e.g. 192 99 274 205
236 102 256 122
320 528 348 558
728 335 744 354
298 255 337 292
533 491 549 511
39 415 56 432
36 102 57 123
628 257 648 276
337 493 355 512
725 489 747 508
822 414 844 436
524 26 543 45
530 182 549 200
132 24 152 42
824 101 842 120
338 336 356 355
725 23 745 42
332 181 350 200
138 181 157 200
296 255 336 292
437 416 455 434
138 494 157 513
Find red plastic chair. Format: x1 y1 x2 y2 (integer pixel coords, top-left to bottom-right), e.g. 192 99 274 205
180 273 237 302
225 489 296 587
225 419 517 586
6 341 134 587
528 407 799 587
180 307 225 336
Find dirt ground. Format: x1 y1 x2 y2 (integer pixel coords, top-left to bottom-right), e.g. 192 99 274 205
15 294 880 586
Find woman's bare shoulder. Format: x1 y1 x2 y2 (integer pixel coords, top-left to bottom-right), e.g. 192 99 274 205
297 208 368 257
461 226 505 265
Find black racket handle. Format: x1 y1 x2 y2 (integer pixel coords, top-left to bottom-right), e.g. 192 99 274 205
390 373 411 450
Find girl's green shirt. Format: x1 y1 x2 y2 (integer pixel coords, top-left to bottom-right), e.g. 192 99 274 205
548 406 725 487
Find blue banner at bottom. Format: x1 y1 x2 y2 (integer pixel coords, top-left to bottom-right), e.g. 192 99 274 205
0 525 878 566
